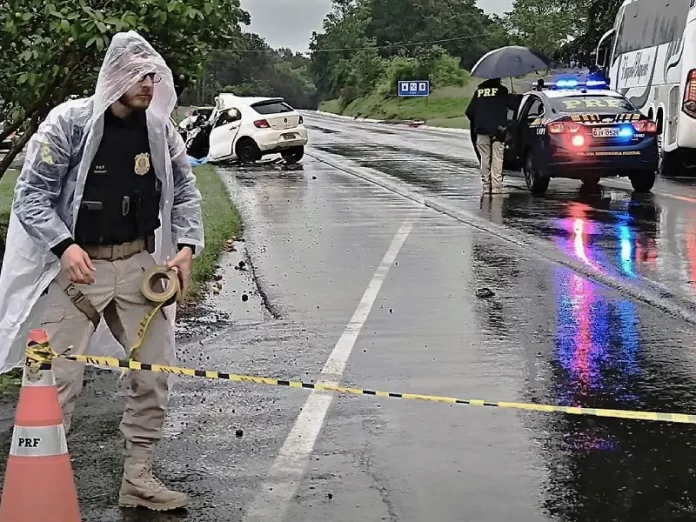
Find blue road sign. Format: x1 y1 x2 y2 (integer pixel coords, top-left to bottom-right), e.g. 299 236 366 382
398 80 430 97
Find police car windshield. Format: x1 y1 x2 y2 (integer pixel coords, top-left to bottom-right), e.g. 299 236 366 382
552 95 636 114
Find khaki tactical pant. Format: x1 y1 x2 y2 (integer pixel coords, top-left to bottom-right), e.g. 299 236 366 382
38 250 171 458
476 134 505 192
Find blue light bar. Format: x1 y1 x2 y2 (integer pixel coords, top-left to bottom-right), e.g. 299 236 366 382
548 75 609 90
586 79 608 88
556 78 579 89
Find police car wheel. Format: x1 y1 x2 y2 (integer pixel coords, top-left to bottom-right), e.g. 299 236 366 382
523 152 549 194
629 171 656 193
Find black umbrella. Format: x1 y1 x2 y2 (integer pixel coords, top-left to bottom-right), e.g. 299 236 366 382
470 46 550 79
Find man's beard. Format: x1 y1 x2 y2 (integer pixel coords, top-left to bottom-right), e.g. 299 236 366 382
119 92 152 111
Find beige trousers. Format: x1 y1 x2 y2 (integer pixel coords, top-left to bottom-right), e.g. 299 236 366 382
476 134 505 192
38 249 171 458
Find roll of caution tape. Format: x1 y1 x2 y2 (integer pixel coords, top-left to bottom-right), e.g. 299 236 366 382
141 265 181 306
123 266 180 371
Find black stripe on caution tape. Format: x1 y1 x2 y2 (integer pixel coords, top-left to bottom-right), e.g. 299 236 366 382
23 347 696 425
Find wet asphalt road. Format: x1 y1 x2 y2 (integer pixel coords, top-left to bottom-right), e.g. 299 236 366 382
3 112 696 521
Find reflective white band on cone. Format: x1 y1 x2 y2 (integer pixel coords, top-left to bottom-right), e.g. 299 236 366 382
10 425 68 457
21 366 56 388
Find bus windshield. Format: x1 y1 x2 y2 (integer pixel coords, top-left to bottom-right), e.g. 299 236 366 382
553 96 637 114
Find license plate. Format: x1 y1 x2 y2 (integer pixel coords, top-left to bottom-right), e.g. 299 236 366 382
592 127 619 137
282 133 296 140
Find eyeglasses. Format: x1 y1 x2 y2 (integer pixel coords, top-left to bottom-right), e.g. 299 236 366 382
139 72 162 84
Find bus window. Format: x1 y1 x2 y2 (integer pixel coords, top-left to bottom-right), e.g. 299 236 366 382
615 0 690 56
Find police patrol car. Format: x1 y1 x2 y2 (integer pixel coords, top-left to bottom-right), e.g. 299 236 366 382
504 77 659 194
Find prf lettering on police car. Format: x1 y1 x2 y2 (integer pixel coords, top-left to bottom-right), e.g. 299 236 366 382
562 98 625 110
17 437 41 448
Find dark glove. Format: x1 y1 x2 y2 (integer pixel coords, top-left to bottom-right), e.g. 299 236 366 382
495 125 507 142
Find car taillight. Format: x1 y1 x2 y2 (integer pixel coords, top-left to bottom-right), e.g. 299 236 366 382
683 69 696 118
571 135 585 147
254 119 270 128
632 120 658 133
546 121 582 134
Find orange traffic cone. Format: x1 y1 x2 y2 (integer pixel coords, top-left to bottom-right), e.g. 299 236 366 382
0 329 81 522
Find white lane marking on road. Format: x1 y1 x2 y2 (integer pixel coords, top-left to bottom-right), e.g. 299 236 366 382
242 215 420 522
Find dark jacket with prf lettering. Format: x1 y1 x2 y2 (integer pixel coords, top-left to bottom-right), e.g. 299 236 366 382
465 80 515 136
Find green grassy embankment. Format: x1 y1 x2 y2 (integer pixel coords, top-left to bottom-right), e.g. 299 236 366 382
320 85 476 129
0 164 241 392
187 164 242 300
0 169 18 243
319 72 562 128
0 168 21 392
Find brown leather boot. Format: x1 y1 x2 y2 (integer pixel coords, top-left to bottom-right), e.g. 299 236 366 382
118 456 188 511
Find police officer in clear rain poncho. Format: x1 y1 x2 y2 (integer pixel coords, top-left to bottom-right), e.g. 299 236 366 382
0 32 204 511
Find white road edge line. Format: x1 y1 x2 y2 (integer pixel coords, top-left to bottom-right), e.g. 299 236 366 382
242 215 420 522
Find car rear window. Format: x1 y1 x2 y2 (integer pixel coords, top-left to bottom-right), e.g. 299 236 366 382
251 101 293 115
553 96 636 113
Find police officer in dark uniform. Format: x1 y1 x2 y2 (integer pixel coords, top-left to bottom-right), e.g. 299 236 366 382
466 78 517 194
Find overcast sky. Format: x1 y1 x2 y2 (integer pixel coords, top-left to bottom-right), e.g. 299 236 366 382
239 0 514 53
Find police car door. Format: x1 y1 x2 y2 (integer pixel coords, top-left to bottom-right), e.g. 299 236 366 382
208 108 242 161
519 96 546 154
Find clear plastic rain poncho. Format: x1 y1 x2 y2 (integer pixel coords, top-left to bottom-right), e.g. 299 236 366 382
0 31 204 373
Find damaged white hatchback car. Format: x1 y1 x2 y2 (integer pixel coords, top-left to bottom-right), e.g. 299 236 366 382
202 94 309 164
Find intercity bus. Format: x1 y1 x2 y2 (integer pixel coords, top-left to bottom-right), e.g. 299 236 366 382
595 0 696 175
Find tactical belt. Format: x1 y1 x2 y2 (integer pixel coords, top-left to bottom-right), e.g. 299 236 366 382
82 238 146 261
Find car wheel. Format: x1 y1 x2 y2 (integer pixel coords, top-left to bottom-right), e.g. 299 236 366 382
630 171 656 193
523 151 549 194
281 146 304 164
236 139 260 164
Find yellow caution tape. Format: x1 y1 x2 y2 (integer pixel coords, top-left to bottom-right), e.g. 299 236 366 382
23 341 696 425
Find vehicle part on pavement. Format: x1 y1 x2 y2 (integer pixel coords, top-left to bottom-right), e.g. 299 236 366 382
475 288 495 298
280 146 305 164
471 45 550 79
24 342 696 425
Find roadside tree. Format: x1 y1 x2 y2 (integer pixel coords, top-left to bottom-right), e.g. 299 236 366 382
0 0 250 180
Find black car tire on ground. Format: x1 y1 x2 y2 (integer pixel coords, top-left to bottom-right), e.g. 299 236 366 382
523 151 550 194
582 176 600 189
630 171 656 193
281 146 304 164
660 148 686 177
236 138 261 164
